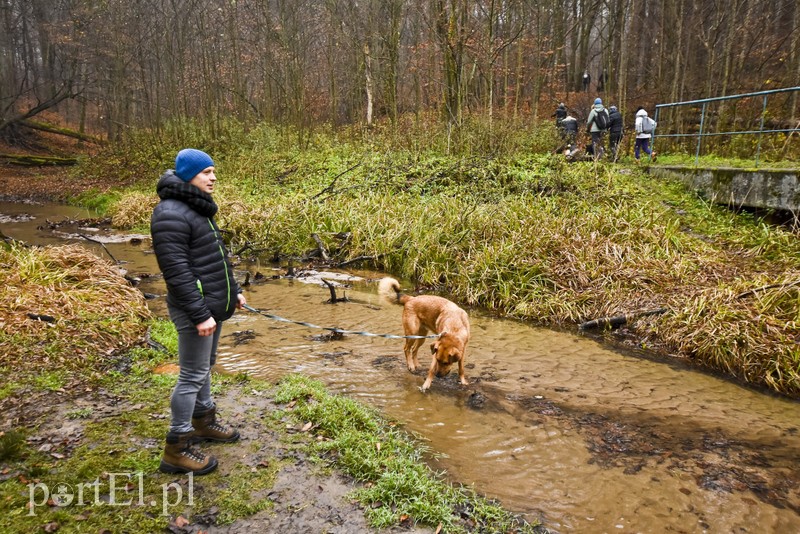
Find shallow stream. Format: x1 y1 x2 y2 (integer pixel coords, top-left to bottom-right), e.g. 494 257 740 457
3 200 799 533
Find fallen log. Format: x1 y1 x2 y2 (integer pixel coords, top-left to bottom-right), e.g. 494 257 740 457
579 307 667 331
21 120 106 145
0 153 78 166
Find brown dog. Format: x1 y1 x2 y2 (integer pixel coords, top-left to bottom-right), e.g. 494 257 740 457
378 277 470 391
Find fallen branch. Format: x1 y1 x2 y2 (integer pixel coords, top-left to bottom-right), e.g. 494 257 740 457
78 233 119 264
310 161 362 200
0 153 78 166
233 238 268 257
0 87 73 132
579 308 667 331
311 233 330 261
736 280 800 299
21 120 106 145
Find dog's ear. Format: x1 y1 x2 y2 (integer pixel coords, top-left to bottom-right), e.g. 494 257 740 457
430 341 439 355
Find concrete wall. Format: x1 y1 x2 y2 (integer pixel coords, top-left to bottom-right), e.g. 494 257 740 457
650 166 800 212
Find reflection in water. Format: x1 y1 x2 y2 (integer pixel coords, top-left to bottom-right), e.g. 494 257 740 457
3 200 800 533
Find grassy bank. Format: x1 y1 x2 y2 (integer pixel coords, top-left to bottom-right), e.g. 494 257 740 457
0 244 536 533
84 120 800 397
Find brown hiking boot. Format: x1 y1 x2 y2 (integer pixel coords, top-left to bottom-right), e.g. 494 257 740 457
191 407 240 443
159 431 218 475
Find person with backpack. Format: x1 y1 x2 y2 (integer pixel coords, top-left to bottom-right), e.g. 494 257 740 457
586 97 609 159
607 105 624 160
561 112 578 146
553 102 567 130
634 107 657 163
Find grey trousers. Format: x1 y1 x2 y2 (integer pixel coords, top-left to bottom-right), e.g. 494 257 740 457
167 304 221 434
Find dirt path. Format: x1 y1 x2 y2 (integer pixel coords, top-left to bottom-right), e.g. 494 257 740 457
0 163 107 201
195 386 434 534
0 376 434 533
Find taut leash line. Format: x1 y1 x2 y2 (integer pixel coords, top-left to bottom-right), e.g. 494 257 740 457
242 304 441 339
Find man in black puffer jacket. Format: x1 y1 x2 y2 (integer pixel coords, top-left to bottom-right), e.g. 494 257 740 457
151 148 246 475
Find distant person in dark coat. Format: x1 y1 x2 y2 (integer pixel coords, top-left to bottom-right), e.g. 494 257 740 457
553 103 567 130
597 69 608 92
608 105 623 160
582 71 591 92
561 113 578 146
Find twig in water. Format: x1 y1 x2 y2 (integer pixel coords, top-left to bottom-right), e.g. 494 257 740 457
78 233 119 264
321 279 349 303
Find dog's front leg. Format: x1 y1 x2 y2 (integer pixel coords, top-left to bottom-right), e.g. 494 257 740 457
457 357 468 386
421 360 438 392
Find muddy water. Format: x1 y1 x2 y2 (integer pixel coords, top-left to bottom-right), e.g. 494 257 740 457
3 200 800 533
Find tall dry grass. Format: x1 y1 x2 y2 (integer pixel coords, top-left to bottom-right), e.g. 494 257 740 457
0 243 152 370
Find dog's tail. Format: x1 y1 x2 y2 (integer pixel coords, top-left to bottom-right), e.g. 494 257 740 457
378 277 411 306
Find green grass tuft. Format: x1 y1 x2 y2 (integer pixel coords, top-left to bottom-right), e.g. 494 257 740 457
274 374 537 532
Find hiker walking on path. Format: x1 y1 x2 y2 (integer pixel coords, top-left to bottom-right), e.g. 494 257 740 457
562 112 578 147
586 98 609 159
608 105 624 160
634 107 657 163
151 148 246 476
553 102 567 130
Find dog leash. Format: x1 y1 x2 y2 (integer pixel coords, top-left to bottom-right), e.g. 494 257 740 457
242 304 441 339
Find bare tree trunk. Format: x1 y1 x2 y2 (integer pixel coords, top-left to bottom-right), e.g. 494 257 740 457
790 2 800 122
617 0 633 114
385 0 402 124
434 0 466 126
364 41 374 127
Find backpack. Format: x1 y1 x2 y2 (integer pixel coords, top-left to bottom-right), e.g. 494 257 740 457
641 116 656 134
593 109 609 130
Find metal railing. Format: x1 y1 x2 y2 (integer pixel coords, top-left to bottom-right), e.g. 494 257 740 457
653 87 800 167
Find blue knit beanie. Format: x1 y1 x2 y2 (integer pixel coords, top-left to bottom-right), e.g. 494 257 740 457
594 98 602 105
175 149 214 182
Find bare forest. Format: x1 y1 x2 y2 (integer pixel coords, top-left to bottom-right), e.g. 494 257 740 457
1 0 799 142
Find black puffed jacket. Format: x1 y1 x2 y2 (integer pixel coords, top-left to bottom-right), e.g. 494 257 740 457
150 170 240 325
608 109 623 134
